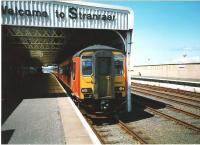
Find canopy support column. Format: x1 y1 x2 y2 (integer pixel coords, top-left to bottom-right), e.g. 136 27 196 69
114 30 133 112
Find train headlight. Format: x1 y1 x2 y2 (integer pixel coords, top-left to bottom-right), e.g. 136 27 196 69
119 86 125 91
81 88 92 93
115 86 125 92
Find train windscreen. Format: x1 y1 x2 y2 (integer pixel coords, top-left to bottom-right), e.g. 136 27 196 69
114 55 124 75
82 56 93 76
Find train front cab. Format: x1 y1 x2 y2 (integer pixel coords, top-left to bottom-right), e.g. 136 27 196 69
71 47 127 112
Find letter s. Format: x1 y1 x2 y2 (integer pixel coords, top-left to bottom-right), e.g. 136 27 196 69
69 7 77 19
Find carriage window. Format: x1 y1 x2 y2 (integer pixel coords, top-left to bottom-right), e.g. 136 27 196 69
72 62 76 80
114 55 124 75
59 67 64 74
82 56 93 76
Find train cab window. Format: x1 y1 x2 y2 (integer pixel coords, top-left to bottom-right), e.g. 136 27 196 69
82 56 93 76
114 55 124 75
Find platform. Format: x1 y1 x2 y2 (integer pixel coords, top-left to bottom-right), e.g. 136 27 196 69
132 76 200 85
131 76 200 93
1 73 100 144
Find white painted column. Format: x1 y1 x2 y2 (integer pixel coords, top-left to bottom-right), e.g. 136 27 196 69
114 30 133 112
126 30 133 112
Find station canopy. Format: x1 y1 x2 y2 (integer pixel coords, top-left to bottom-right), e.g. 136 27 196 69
1 0 133 66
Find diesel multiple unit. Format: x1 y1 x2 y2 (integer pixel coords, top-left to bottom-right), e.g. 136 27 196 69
55 45 127 113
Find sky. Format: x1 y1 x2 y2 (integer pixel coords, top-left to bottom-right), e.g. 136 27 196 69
91 1 200 65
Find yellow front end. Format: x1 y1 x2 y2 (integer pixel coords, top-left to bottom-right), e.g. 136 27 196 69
79 51 126 100
80 76 94 99
114 76 126 97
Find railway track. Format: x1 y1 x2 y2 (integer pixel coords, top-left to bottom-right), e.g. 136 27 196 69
86 109 200 144
133 100 200 133
133 82 200 100
133 90 200 120
117 119 147 144
132 86 200 109
138 83 200 98
144 105 200 132
84 114 148 144
79 82 200 144
131 85 200 132
165 105 200 119
132 84 200 103
86 118 106 144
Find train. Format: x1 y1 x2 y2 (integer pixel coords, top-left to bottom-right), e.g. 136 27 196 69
55 45 127 113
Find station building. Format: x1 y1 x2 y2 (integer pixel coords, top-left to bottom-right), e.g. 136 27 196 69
1 0 134 111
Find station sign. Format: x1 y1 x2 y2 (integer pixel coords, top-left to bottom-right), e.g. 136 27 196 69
1 1 130 30
2 6 116 21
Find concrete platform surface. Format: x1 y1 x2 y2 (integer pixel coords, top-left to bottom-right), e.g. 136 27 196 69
2 73 98 144
2 98 66 144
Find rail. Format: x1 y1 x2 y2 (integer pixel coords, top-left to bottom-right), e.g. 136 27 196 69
85 117 106 144
132 76 200 87
145 106 200 132
117 119 147 144
132 87 200 109
133 85 200 103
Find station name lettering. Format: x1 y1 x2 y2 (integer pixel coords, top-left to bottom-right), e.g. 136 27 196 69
67 7 115 21
2 5 116 21
2 6 48 17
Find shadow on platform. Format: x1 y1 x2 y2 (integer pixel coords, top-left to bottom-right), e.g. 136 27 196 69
118 94 167 123
1 129 15 144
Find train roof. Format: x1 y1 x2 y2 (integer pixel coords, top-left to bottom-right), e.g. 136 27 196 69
73 45 124 57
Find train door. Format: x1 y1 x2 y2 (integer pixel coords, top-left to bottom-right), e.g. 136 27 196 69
71 58 80 98
94 51 114 99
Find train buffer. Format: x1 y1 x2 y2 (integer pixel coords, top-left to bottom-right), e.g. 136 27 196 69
1 73 100 144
